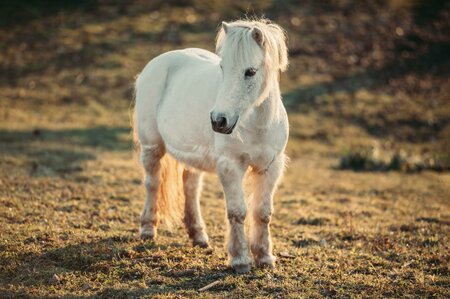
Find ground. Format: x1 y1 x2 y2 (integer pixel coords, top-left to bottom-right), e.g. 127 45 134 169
0 1 449 298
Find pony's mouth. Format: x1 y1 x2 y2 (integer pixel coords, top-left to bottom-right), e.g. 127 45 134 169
212 116 239 134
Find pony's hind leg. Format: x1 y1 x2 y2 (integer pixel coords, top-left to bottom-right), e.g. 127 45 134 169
183 169 209 248
140 144 164 240
249 154 285 268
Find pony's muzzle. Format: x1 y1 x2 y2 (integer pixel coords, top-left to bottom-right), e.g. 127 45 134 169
210 112 238 134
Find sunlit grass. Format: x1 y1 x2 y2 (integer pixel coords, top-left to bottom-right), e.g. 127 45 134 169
0 0 449 297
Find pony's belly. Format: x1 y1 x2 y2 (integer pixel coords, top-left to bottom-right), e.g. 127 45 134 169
164 142 216 172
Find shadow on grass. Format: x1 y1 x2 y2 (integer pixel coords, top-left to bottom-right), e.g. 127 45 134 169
0 235 238 298
337 147 450 173
0 126 131 176
284 40 450 142
93 269 238 297
0 126 131 151
284 41 450 107
1 236 140 283
0 19 211 88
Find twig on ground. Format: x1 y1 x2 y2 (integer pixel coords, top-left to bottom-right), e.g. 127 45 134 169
198 280 220 292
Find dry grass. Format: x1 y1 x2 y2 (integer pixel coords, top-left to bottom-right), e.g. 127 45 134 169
1 1 449 298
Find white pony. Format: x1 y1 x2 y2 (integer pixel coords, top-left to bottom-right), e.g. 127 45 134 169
134 19 289 273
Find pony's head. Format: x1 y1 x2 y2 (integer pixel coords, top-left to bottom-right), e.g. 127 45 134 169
210 19 288 134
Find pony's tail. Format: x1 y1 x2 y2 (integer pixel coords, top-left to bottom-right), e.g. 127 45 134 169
156 153 185 228
131 110 185 229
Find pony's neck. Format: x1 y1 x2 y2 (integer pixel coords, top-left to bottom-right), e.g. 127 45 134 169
247 78 281 131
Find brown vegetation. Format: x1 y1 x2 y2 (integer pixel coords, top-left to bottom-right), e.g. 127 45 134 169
0 1 449 297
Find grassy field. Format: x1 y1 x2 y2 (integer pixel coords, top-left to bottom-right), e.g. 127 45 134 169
1 1 449 298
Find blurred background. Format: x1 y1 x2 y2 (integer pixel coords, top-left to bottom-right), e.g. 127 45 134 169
0 1 449 297
1 0 449 170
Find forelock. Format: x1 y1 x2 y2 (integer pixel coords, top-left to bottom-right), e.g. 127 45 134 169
215 18 289 74
216 25 262 67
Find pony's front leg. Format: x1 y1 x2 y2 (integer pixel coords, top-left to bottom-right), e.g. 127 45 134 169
249 154 285 268
217 157 252 273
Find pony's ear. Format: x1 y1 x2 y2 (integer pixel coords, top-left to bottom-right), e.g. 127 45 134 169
222 21 230 33
216 22 228 54
251 27 264 46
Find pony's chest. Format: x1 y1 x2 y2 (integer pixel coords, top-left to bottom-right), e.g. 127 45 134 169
247 137 283 171
223 126 288 171
246 147 277 172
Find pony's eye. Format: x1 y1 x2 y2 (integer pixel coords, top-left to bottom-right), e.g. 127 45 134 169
244 68 257 77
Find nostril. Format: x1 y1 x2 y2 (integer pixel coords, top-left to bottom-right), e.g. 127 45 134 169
217 116 227 128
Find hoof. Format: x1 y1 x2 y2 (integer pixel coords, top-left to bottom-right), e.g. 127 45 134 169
231 256 252 274
140 226 156 240
232 262 252 274
191 232 209 248
255 254 276 268
193 240 209 248
189 231 209 248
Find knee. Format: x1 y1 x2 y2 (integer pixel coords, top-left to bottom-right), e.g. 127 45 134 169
140 146 163 169
227 205 247 224
254 204 272 224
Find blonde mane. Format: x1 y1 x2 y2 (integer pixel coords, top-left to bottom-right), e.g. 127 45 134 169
215 18 288 75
